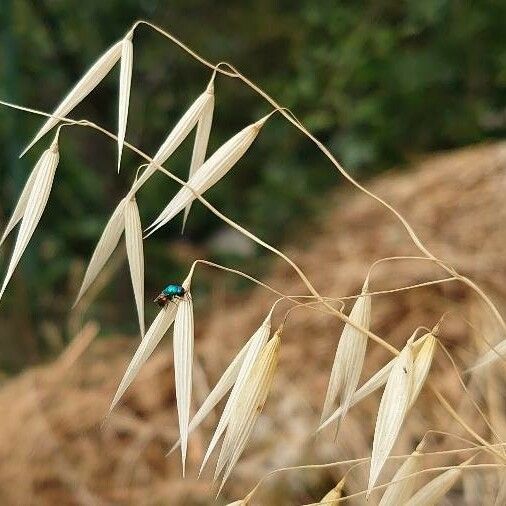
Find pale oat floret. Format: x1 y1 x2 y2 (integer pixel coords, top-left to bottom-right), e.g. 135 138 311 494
117 32 134 172
124 197 145 337
1 133 60 301
21 40 123 157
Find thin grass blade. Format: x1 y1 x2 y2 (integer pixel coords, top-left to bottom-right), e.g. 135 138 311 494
199 314 271 475
124 197 145 337
146 114 270 236
73 198 126 307
367 339 414 496
117 33 133 172
0 136 59 301
108 304 178 414
182 92 214 232
21 41 122 157
173 290 195 476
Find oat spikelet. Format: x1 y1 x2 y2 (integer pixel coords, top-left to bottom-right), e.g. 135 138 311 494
182 91 215 232
167 323 260 456
73 198 127 307
124 197 145 337
404 457 472 506
0 134 60 301
216 330 281 494
321 278 371 426
146 113 270 236
108 301 180 414
319 477 345 504
199 313 272 475
367 336 415 496
317 358 394 433
21 40 122 157
378 439 426 506
318 332 431 433
117 32 134 172
0 153 45 247
130 79 215 195
172 277 194 476
467 338 506 373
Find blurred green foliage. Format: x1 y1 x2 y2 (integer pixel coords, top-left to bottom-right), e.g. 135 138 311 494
0 0 505 366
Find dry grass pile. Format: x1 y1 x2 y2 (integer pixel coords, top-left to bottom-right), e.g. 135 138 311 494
0 142 505 505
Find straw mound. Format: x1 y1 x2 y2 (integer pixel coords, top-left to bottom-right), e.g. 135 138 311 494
1 142 505 505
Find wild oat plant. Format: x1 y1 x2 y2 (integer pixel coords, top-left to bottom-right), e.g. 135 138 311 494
1 21 505 505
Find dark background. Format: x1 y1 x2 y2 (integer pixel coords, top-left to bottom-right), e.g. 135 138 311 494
1 0 505 371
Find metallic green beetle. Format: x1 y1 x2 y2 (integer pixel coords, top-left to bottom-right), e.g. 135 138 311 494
154 284 186 307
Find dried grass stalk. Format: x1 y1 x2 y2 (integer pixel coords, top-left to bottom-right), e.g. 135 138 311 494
74 198 127 306
319 477 345 504
130 80 215 195
117 32 134 172
378 439 426 506
0 135 60 301
124 197 145 337
167 322 259 455
182 92 215 231
21 40 122 157
321 279 371 426
216 330 281 493
146 114 270 236
173 281 194 475
367 337 415 495
199 313 272 475
109 303 178 414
